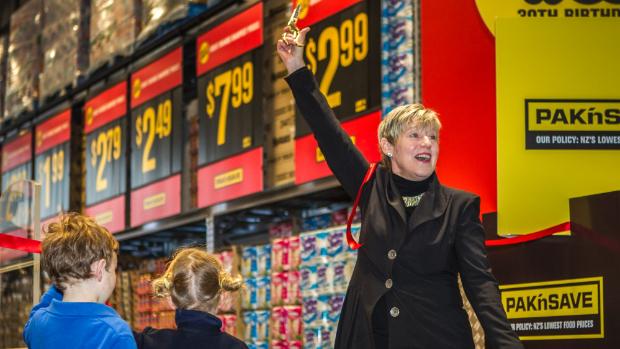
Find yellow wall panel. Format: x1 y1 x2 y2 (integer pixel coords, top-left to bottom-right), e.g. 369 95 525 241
496 18 620 235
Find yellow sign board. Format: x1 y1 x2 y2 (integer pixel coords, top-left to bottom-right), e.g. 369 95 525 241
496 18 620 235
214 168 244 189
500 277 604 340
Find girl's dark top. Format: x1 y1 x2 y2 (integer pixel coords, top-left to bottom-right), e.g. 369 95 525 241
134 309 248 349
285 67 523 349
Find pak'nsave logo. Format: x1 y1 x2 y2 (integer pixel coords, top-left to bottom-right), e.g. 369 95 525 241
500 277 604 340
525 99 620 149
476 0 620 35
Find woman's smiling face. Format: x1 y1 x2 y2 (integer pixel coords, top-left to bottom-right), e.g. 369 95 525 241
388 123 439 181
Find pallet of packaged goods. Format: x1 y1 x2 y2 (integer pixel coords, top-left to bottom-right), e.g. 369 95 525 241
137 0 210 47
4 0 43 118
40 0 88 102
89 0 140 75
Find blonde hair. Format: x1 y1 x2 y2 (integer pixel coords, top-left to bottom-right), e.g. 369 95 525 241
152 247 242 312
378 104 442 169
41 212 118 291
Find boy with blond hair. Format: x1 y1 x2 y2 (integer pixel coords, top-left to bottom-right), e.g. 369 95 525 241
23 212 136 348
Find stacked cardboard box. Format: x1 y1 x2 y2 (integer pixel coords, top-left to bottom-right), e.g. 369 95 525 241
5 0 43 117
110 270 136 325
263 0 296 188
40 0 88 100
90 0 140 72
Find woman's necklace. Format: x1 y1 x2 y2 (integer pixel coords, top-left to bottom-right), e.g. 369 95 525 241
402 193 424 207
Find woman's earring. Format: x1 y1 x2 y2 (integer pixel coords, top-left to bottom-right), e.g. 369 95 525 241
387 152 392 158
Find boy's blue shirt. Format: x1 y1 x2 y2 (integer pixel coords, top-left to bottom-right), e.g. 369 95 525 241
24 285 136 349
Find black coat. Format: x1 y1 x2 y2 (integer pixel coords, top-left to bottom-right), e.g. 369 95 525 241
133 309 248 349
286 68 523 349
336 166 522 349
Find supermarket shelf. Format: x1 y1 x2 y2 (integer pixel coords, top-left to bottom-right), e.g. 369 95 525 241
115 176 343 242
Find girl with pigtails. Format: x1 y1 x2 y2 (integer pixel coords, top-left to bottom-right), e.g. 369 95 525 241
134 247 248 349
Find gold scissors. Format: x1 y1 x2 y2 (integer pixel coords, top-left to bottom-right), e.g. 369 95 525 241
283 4 303 47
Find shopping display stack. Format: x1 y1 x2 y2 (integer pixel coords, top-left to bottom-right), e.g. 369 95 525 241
215 249 242 337
4 0 42 118
108 258 173 331
241 242 275 348
89 0 140 73
235 207 360 349
135 259 177 330
269 232 303 348
40 0 88 102
299 220 359 349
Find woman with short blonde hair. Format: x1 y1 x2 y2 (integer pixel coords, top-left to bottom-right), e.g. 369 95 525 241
277 26 522 349
377 104 442 170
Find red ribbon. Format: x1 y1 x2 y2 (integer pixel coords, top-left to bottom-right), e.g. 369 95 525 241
346 162 378 250
0 233 42 254
485 222 571 247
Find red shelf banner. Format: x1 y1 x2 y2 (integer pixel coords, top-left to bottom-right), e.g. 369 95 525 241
84 82 127 134
196 2 263 76
84 195 126 234
1 132 32 173
130 174 181 227
197 147 263 208
131 47 182 108
35 109 71 155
